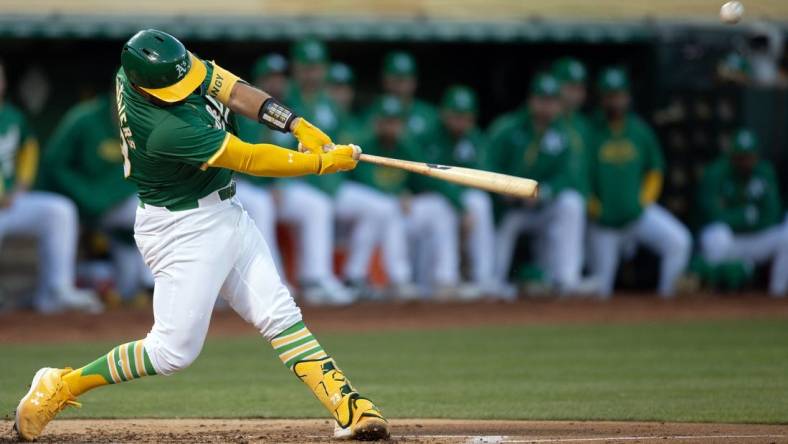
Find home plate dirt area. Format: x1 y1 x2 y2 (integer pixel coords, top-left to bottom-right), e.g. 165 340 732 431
0 419 787 443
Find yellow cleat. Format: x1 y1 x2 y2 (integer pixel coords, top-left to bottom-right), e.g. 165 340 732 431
332 394 390 441
14 367 81 441
293 357 389 441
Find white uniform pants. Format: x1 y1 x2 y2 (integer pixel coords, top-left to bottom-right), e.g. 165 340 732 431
495 190 585 289
100 195 154 298
135 194 301 375
0 191 79 307
588 204 691 298
700 221 788 296
408 193 460 287
278 181 335 284
335 182 411 285
462 189 495 285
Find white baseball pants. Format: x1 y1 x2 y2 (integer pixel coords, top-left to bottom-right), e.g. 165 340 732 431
495 190 585 289
588 204 691 298
0 191 80 307
408 193 460 287
335 181 411 285
462 189 496 286
278 181 336 284
135 193 301 375
700 221 788 296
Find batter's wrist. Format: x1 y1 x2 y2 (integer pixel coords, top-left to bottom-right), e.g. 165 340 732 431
258 98 298 133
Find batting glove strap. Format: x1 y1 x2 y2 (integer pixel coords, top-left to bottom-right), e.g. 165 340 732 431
258 98 298 133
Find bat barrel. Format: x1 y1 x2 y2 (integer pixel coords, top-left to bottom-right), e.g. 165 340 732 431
358 153 538 199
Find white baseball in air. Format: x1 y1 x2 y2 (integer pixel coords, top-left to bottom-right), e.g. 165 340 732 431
720 1 744 24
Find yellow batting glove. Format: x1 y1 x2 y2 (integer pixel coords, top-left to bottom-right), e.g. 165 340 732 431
292 118 333 154
318 144 361 175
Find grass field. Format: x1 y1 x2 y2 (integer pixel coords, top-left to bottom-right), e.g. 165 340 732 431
2 319 787 424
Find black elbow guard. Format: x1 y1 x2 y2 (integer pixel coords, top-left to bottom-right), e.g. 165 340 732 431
258 98 298 133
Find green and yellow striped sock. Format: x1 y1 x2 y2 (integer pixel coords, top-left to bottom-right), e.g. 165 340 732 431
271 321 329 369
63 340 157 396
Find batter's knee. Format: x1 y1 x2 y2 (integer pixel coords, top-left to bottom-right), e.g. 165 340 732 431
143 334 204 375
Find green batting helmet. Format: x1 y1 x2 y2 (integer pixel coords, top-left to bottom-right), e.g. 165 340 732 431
121 29 207 103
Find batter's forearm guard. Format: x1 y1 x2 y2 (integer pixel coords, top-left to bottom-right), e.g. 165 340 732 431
258 98 298 133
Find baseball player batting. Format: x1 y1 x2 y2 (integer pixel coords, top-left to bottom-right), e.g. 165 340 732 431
14 29 388 441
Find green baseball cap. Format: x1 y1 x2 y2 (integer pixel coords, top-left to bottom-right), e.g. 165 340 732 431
552 57 587 84
731 129 758 154
597 67 630 93
291 39 328 64
441 85 478 113
530 73 561 97
251 53 288 79
327 62 354 85
376 95 406 118
382 51 417 77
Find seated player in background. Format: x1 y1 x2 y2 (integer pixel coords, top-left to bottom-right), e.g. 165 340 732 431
326 62 363 143
0 60 101 313
698 129 788 297
552 57 593 199
44 92 154 305
235 54 290 281
14 29 388 441
420 85 498 297
367 51 438 147
489 73 586 296
336 96 417 298
586 67 691 298
282 39 356 304
239 42 355 305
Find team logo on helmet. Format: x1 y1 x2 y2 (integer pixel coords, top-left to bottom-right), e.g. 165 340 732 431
175 59 189 79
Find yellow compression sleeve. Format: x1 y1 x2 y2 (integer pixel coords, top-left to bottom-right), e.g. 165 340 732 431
202 133 320 177
640 170 663 206
207 61 242 105
15 138 39 188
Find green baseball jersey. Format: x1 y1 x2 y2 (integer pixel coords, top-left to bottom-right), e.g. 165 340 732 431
588 112 665 228
351 131 420 195
334 111 364 145
0 103 34 193
44 96 137 220
418 124 488 208
698 157 781 233
487 108 573 201
364 97 439 146
115 64 236 208
559 111 593 196
285 85 345 196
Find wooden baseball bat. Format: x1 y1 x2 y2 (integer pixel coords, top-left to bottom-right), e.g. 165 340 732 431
358 153 538 199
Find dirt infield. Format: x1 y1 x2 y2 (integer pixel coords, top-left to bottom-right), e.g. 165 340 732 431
1 419 787 443
2 295 788 344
